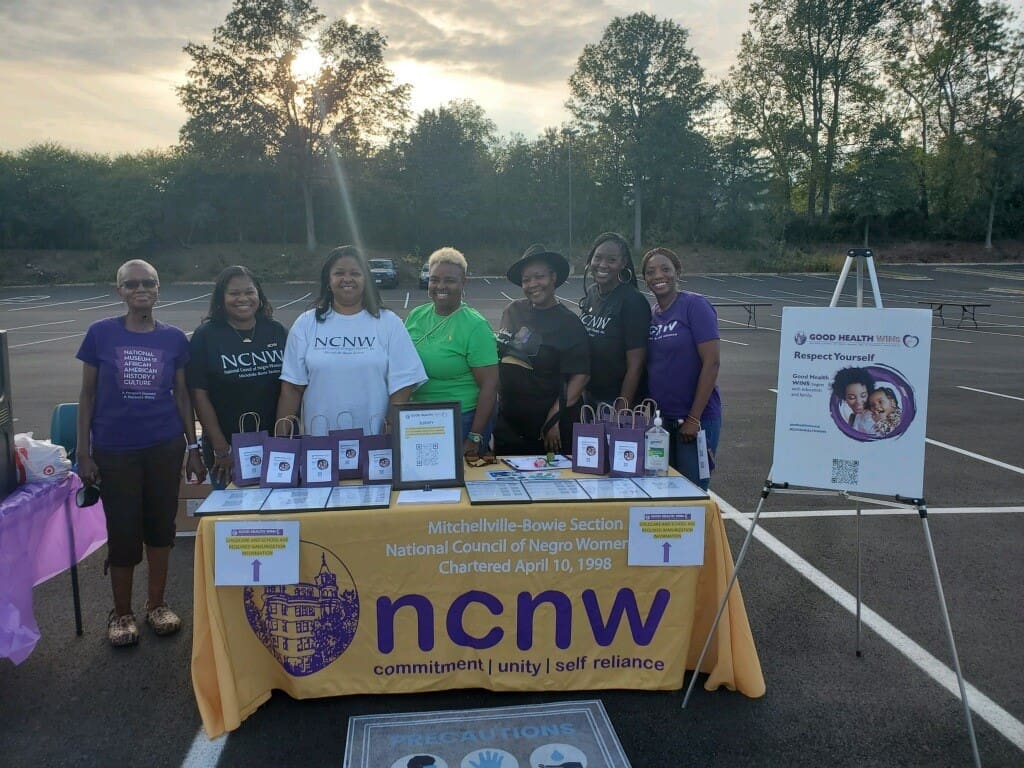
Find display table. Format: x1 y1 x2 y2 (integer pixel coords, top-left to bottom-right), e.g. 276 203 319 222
0 474 107 664
192 469 764 737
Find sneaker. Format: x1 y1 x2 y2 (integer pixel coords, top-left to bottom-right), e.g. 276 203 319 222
107 610 139 647
145 603 182 636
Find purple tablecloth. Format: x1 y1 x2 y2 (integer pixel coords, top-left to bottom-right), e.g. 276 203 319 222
0 474 107 664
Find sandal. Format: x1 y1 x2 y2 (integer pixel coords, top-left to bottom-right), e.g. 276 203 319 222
107 610 139 647
145 603 182 636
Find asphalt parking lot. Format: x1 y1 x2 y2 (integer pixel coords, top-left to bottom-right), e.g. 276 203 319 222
1 261 1021 767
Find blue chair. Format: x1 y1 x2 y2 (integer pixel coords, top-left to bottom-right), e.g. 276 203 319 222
49 401 84 636
49 402 78 467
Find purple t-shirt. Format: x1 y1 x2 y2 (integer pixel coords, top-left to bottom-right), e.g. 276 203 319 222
76 317 190 451
647 292 722 422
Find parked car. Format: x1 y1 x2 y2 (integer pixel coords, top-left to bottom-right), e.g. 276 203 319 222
369 258 399 288
418 263 430 289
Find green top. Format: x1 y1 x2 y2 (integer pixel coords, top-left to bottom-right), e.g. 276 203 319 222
405 303 499 411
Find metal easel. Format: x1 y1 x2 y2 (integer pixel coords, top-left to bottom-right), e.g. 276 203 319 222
681 248 982 768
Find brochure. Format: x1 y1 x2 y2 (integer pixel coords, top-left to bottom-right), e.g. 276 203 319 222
325 484 392 510
577 478 651 501
631 475 709 500
465 480 531 504
523 480 590 502
259 486 333 512
194 488 272 516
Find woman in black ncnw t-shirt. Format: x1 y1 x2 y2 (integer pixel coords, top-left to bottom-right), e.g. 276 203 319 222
494 245 590 455
578 232 651 409
187 266 288 488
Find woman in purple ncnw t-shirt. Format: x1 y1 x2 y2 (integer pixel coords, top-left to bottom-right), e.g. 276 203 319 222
642 247 722 489
76 259 205 648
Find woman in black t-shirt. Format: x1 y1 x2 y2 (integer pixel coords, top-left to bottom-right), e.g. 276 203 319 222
187 266 288 488
494 245 590 455
578 232 651 408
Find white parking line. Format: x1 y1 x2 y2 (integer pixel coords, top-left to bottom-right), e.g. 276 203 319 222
926 439 1024 474
0 295 50 303
4 319 76 331
276 292 311 310
8 293 109 312
932 337 973 343
500 291 516 302
714 491 1024 753
181 731 227 768
9 332 86 348
80 293 211 311
719 338 750 346
752 506 1024 519
956 386 1024 402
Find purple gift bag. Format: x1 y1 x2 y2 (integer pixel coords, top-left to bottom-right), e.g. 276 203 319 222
231 412 267 487
260 417 301 488
634 398 659 429
360 415 393 485
329 410 363 481
572 404 607 475
608 409 645 477
300 415 338 487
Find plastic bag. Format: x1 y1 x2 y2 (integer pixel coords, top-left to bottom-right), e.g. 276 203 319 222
14 432 72 484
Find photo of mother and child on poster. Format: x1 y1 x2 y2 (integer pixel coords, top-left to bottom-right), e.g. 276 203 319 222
831 366 915 440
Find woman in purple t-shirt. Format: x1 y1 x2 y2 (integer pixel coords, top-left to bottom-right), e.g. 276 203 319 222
76 259 205 647
642 247 722 489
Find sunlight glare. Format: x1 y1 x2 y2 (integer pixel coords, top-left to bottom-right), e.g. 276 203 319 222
291 41 324 82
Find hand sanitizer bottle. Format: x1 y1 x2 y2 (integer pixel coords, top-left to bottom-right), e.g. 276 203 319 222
645 410 669 477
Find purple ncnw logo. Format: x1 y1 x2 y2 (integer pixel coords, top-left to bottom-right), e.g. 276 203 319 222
376 587 670 652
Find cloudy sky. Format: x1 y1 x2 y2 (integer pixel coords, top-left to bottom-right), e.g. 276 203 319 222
1 0 753 155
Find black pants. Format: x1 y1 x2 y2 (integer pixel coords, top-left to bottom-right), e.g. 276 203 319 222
92 436 184 566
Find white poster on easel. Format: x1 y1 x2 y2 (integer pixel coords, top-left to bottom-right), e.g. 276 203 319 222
772 307 932 497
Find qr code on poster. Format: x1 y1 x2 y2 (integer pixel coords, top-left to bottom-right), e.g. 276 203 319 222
831 458 859 485
416 442 439 467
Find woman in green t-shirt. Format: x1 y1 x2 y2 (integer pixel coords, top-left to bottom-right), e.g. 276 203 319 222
405 247 499 457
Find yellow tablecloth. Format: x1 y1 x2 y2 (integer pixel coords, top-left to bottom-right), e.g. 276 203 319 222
192 472 764 737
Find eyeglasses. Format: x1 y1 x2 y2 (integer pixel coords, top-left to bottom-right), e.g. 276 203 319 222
121 279 158 290
76 483 101 508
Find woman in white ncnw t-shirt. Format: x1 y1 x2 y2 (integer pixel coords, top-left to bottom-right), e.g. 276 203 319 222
277 246 427 436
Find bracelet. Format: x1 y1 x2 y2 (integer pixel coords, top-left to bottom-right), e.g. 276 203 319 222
685 415 702 428
186 442 200 451
213 448 231 459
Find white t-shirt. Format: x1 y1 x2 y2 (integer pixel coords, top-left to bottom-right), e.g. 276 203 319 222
281 308 427 435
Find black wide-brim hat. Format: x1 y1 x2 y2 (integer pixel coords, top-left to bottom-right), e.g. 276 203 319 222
506 244 571 288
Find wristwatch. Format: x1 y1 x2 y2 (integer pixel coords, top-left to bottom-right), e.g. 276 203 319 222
466 431 483 444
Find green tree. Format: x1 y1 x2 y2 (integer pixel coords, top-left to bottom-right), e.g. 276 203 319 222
568 12 713 248
728 0 894 223
400 100 497 248
835 120 917 244
178 0 408 252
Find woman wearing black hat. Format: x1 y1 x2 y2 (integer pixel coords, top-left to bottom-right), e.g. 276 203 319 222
494 245 590 454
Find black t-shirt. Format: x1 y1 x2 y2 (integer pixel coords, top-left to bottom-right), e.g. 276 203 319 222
580 283 651 402
496 300 589 437
186 317 289 452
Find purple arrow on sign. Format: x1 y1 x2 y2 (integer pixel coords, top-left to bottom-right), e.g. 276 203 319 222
662 542 672 563
252 559 262 582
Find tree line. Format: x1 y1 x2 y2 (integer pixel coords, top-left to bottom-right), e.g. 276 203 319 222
1 0 1021 264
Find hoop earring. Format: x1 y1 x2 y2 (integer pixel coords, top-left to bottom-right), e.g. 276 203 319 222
618 269 631 284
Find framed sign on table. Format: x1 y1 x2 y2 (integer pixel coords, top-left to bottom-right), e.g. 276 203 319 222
389 401 463 490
